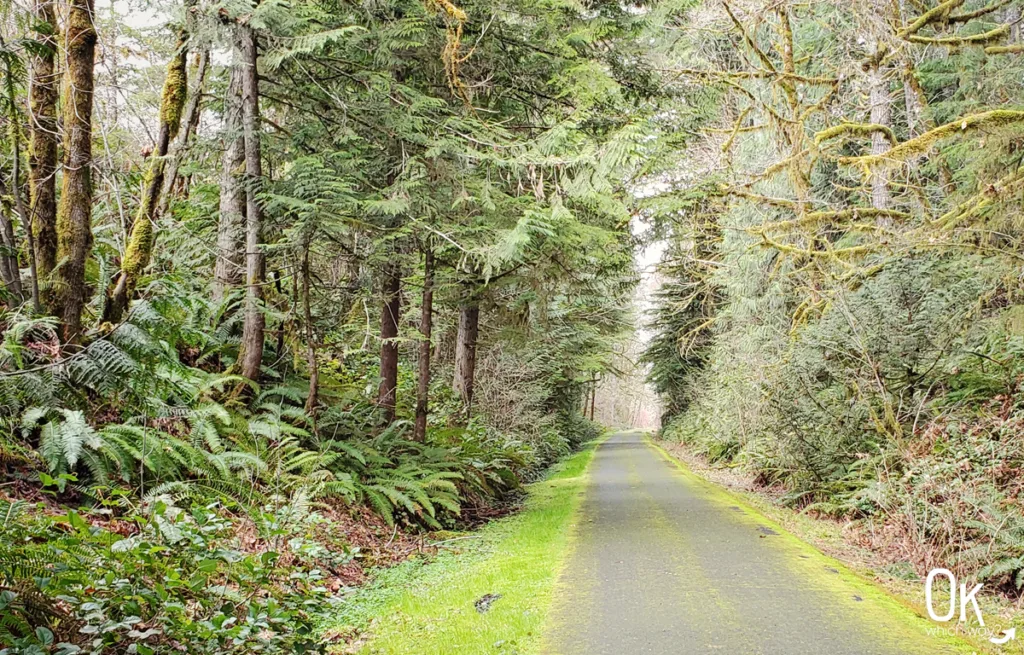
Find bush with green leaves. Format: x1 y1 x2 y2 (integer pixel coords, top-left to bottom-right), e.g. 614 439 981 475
0 496 346 655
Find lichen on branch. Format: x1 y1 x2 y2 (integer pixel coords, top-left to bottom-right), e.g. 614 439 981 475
840 110 1024 168
815 123 897 146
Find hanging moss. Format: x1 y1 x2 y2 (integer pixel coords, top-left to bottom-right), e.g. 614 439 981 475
754 207 912 233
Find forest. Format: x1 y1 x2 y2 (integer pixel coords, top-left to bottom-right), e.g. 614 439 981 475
1 0 1024 651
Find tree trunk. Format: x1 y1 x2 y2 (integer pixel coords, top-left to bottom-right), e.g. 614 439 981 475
237 24 265 382
54 0 97 342
0 198 22 301
377 262 401 424
1 50 37 309
1008 4 1021 43
160 49 209 216
589 373 597 421
414 247 433 441
104 28 189 324
214 61 246 300
867 63 891 214
0 50 24 301
302 248 319 416
452 298 479 418
28 0 58 287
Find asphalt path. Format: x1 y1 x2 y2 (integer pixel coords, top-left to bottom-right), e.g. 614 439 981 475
542 432 967 655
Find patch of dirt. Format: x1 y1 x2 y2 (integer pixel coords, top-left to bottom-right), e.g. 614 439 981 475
314 502 432 586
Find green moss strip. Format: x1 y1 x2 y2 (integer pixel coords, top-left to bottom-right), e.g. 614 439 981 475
323 439 602 654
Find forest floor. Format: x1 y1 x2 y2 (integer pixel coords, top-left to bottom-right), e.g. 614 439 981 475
319 438 603 654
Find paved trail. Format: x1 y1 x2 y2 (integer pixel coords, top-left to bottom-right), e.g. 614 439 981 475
543 432 966 655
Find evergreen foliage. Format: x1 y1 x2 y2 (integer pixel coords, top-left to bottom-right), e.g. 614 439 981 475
643 0 1024 592
0 0 654 649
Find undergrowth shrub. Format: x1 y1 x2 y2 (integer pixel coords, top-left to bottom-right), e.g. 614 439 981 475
0 498 342 654
656 251 1024 586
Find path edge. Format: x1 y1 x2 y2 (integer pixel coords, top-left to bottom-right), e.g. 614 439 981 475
647 436 993 655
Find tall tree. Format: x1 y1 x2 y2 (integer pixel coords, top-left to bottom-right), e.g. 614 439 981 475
0 49 24 301
237 22 265 381
54 0 97 342
1 42 36 308
214 62 246 300
301 246 319 415
377 261 401 424
27 0 58 288
414 246 433 441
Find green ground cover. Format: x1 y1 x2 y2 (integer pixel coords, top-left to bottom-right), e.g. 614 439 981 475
323 439 602 654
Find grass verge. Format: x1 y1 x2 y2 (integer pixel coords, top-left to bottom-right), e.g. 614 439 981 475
650 437 1010 655
322 438 602 655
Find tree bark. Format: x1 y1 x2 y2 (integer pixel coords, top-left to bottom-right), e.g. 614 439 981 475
867 64 892 214
104 26 189 324
0 47 25 302
452 297 479 418
590 373 597 421
214 61 247 300
54 0 97 342
414 247 434 441
1 49 36 308
302 248 319 416
237 24 265 382
377 262 401 425
0 195 22 301
28 0 58 286
864 0 892 219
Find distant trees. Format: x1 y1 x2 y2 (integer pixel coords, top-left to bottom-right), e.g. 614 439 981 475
0 0 652 442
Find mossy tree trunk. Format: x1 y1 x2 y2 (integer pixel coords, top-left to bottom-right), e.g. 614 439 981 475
104 20 189 324
237 23 266 382
0 42 25 302
214 61 246 301
160 49 209 216
414 246 434 441
0 194 23 302
2 43 38 309
28 0 58 292
377 261 401 425
54 0 97 343
867 66 892 212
